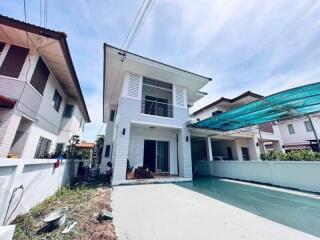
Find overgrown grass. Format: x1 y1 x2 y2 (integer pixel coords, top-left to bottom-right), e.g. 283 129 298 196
13 184 100 240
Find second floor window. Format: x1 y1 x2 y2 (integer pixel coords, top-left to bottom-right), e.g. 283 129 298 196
0 44 29 78
0 42 5 54
53 90 62 112
288 124 295 134
304 121 313 132
63 104 74 118
30 57 50 95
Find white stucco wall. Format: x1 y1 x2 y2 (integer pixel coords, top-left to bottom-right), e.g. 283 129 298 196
0 158 77 224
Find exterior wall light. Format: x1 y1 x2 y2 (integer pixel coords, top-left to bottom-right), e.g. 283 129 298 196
122 128 126 135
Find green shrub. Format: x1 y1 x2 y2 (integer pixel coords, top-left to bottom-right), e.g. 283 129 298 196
260 150 320 161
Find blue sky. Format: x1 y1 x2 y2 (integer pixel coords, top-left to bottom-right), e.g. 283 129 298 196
1 0 320 141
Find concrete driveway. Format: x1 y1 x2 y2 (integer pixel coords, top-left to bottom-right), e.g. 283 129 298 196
112 183 319 240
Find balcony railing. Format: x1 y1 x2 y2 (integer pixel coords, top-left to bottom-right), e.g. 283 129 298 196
141 99 173 118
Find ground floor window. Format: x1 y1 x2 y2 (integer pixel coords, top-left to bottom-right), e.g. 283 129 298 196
241 147 250 160
34 137 52 158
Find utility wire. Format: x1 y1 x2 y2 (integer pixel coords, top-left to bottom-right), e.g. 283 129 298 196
122 0 147 49
99 0 154 139
106 0 154 108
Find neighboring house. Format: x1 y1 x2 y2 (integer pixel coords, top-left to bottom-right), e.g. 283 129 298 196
191 91 284 161
101 44 211 185
0 15 90 158
77 141 95 160
277 115 320 152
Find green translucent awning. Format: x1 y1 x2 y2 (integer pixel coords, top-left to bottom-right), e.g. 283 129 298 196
192 82 320 131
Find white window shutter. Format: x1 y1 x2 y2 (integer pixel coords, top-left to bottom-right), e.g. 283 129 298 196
127 73 140 98
175 86 185 107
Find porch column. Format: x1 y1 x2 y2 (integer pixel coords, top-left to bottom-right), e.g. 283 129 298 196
206 136 213 161
248 136 261 160
234 139 243 160
0 109 22 157
178 127 192 178
111 121 131 185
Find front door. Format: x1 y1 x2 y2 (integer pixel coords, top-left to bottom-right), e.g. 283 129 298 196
156 141 169 173
143 140 156 172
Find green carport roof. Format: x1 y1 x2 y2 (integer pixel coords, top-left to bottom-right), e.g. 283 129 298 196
192 82 320 131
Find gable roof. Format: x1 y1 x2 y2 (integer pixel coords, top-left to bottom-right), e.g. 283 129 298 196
0 15 90 122
193 91 263 115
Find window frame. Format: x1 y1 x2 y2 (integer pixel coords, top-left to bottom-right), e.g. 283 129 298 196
52 89 62 112
304 121 313 132
241 147 250 161
0 44 29 78
63 104 74 118
287 124 295 134
30 57 50 95
105 145 111 157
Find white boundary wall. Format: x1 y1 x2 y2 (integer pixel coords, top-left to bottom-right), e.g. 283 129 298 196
195 160 320 193
0 158 77 224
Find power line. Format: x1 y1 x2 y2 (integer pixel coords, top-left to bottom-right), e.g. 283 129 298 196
98 0 154 139
106 0 154 112
122 0 147 49
23 0 27 22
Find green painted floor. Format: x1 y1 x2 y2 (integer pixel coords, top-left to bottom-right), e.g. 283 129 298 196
176 177 320 238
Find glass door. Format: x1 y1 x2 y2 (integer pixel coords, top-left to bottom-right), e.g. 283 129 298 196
156 141 169 172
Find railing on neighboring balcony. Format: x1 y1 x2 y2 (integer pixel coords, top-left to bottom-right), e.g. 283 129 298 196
141 99 173 118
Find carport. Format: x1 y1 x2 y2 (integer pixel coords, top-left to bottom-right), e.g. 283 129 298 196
190 82 320 161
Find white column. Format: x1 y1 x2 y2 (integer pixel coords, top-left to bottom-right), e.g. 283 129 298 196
248 136 261 160
206 137 213 161
178 127 192 178
235 139 243 160
111 121 131 185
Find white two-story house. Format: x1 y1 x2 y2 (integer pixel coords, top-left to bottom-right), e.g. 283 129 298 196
277 115 320 152
0 15 90 158
101 44 211 185
190 91 284 162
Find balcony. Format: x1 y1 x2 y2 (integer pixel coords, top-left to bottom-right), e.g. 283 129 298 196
141 99 173 118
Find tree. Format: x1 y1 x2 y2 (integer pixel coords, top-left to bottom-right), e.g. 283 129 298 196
77 149 90 160
94 135 104 165
67 135 80 159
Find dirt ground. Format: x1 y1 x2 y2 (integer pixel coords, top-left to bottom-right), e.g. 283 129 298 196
13 182 117 240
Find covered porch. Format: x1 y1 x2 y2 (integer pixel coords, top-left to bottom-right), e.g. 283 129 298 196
111 121 192 185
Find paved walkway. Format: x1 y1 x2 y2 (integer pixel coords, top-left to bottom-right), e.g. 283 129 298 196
112 183 319 240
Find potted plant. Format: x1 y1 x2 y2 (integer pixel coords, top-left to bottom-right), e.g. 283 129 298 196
126 159 134 179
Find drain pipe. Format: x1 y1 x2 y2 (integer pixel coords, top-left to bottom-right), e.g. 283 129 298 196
176 133 179 176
